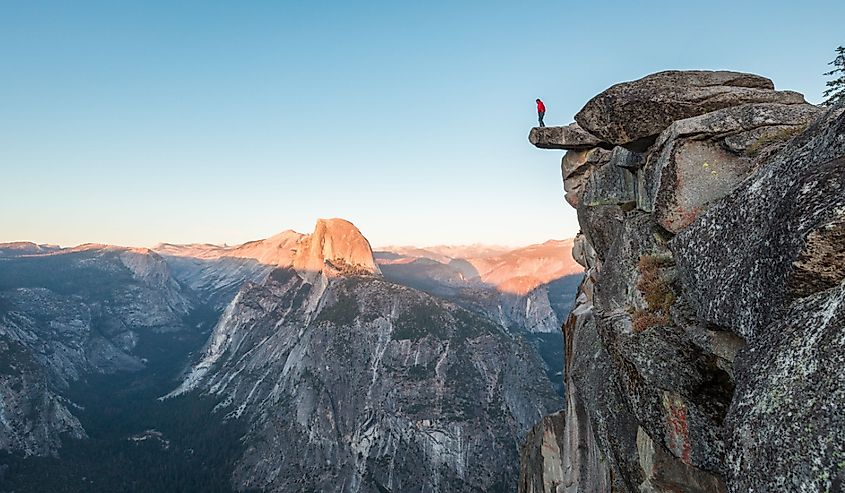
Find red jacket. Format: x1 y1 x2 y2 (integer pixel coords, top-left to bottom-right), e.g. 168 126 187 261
537 100 545 113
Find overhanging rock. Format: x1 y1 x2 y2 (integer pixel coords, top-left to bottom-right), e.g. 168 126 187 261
529 122 610 150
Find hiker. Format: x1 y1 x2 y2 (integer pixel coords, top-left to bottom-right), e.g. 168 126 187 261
536 98 546 127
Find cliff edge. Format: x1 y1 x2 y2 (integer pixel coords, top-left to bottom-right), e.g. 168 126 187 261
521 70 845 493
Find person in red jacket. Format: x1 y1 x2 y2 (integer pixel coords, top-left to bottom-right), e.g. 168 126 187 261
536 98 546 127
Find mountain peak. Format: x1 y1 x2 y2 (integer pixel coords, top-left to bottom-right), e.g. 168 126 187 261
293 218 380 276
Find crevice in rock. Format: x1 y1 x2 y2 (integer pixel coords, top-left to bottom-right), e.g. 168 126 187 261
687 355 734 426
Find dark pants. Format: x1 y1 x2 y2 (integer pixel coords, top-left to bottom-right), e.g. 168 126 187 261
538 111 545 127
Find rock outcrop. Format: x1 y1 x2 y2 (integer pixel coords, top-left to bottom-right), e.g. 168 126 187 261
523 70 845 493
529 123 609 151
518 412 567 493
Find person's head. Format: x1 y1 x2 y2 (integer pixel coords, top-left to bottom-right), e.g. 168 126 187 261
536 99 541 103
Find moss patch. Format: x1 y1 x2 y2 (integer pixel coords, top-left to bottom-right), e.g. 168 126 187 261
632 254 676 332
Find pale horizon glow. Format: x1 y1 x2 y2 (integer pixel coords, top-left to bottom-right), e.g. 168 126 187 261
2 1 842 248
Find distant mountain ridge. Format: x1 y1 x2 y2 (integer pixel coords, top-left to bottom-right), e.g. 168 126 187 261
377 239 580 296
377 244 514 264
0 242 61 257
374 240 581 337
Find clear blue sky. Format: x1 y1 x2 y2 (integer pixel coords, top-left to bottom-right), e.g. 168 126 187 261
1 1 842 247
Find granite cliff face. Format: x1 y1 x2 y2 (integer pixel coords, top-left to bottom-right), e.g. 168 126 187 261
522 70 844 492
167 219 562 492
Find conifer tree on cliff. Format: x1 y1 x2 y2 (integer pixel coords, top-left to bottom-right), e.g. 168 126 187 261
823 46 845 106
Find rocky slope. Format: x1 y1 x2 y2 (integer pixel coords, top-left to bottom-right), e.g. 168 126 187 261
0 245 192 456
522 70 844 492
168 219 562 492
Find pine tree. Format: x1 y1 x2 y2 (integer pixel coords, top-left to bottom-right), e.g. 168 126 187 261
823 46 845 106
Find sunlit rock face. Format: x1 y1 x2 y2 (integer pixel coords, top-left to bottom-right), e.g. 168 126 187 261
292 218 381 278
524 69 845 493
0 246 192 456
